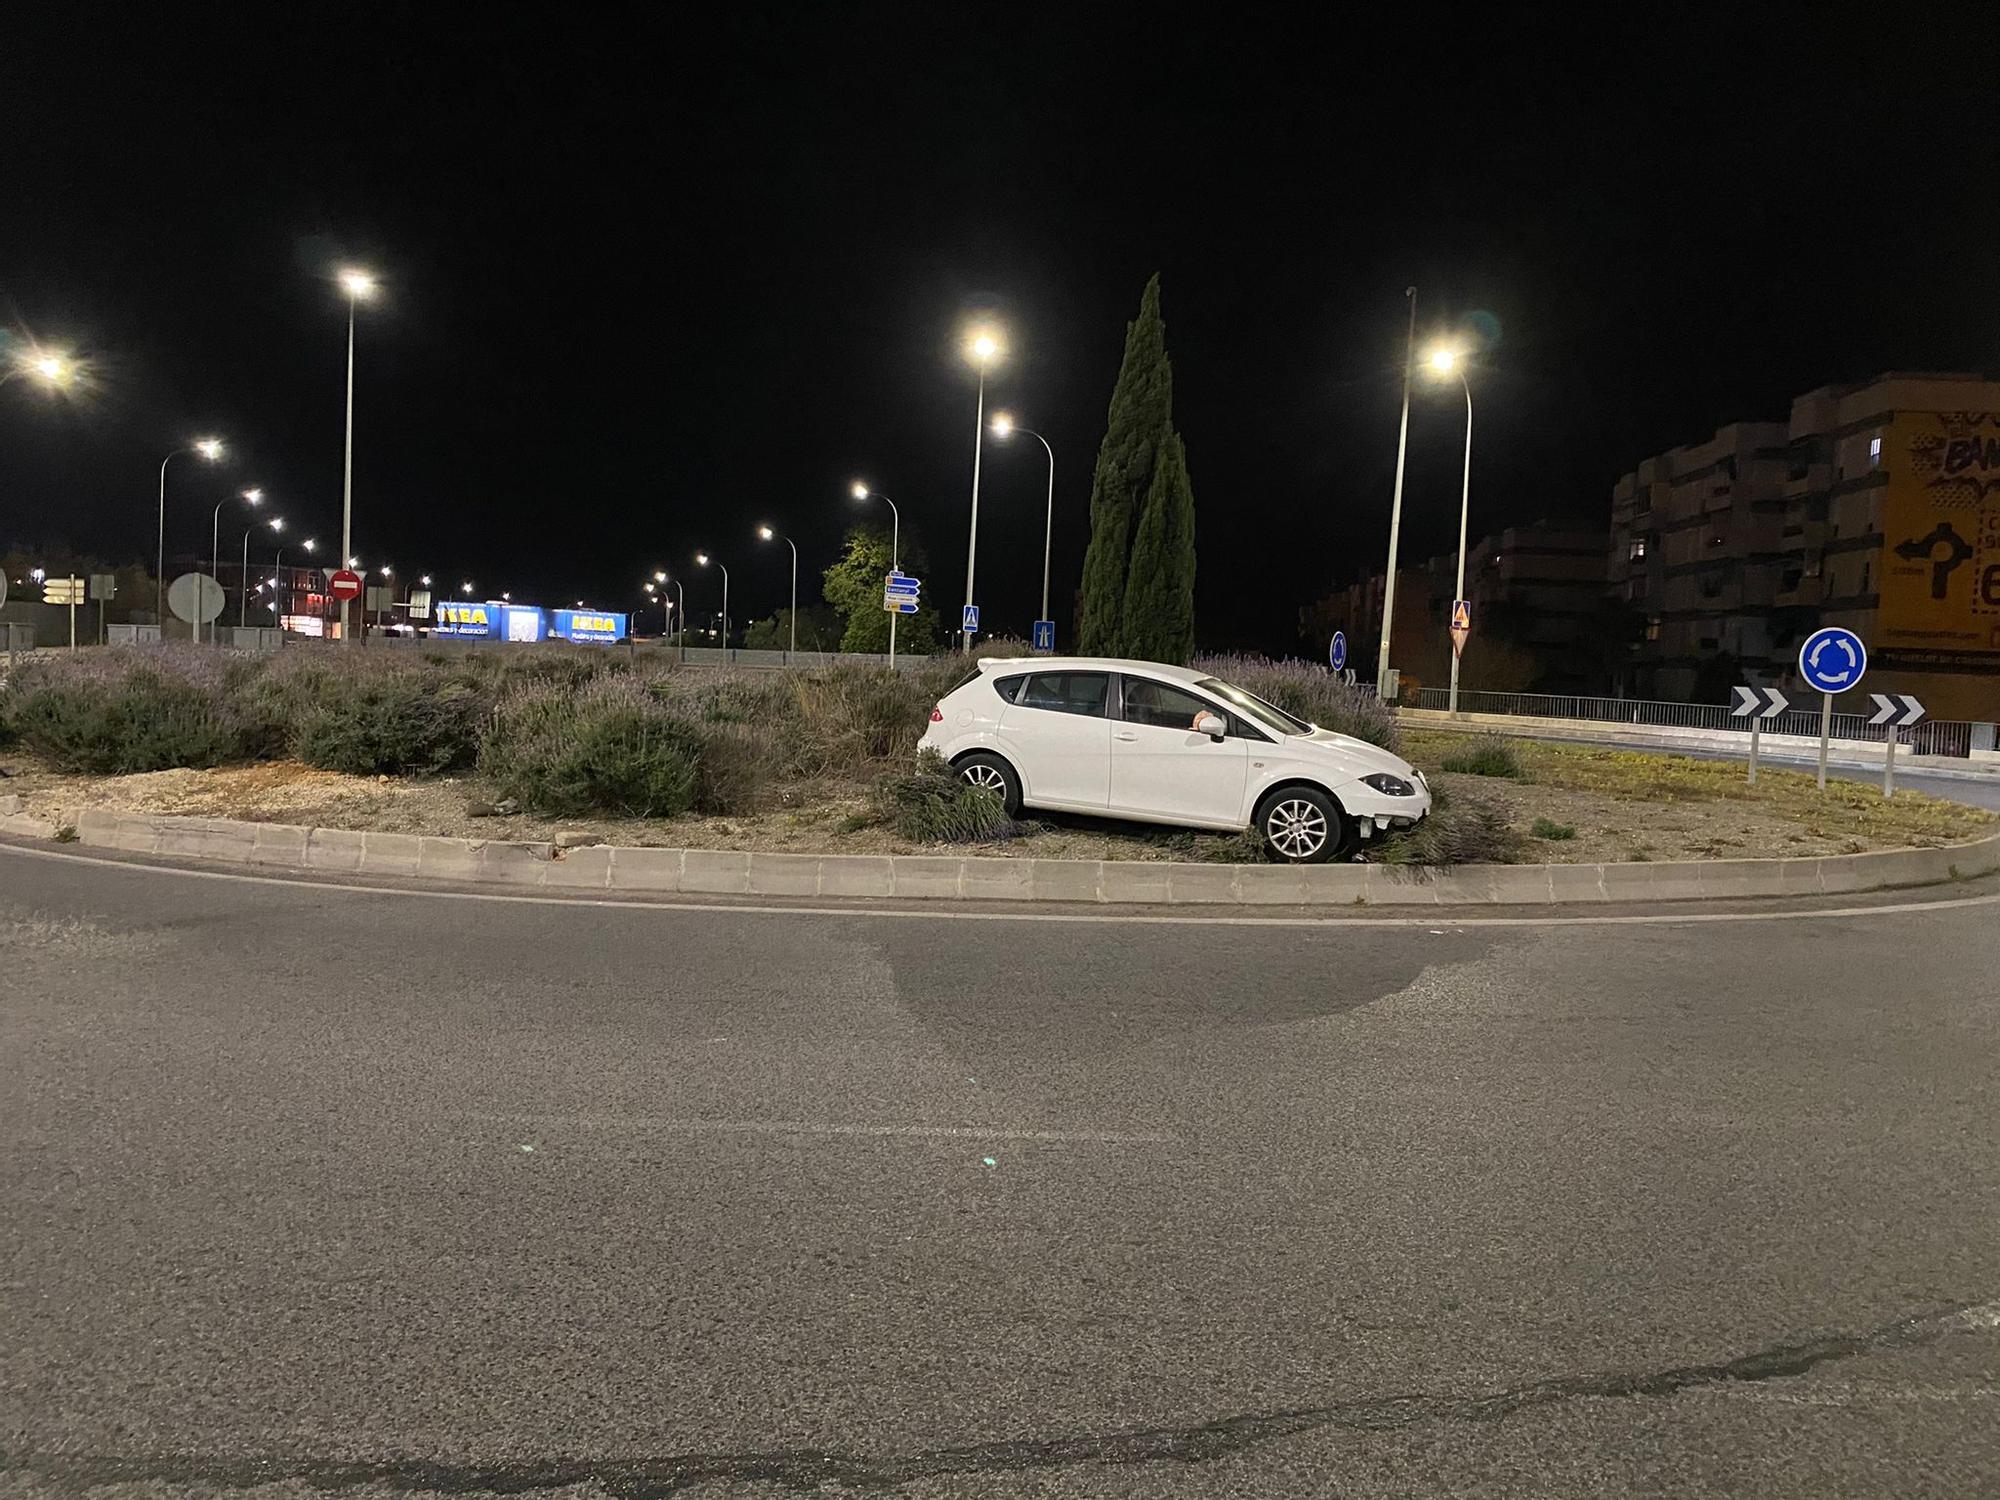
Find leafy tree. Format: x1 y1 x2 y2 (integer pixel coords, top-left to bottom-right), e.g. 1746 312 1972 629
1077 275 1178 654
822 524 942 654
743 605 842 653
1120 431 1197 663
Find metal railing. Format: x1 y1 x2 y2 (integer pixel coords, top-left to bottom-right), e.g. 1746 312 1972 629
1412 688 1983 758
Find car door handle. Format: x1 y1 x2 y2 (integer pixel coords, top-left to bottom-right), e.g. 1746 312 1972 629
1114 731 1138 741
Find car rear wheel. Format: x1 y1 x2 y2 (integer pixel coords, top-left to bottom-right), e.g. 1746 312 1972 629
1256 785 1348 864
955 752 1022 817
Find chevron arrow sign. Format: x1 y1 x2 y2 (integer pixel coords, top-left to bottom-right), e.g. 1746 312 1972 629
1730 685 1789 720
1867 693 1924 728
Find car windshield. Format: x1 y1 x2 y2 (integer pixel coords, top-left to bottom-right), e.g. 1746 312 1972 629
1195 677 1311 737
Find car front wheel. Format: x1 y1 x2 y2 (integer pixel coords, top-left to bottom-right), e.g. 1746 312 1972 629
954 752 1022 817
1256 786 1348 864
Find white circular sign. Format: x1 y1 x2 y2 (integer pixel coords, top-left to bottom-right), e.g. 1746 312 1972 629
167 572 227 625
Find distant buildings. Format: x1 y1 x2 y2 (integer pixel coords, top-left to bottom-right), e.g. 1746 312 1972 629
1610 372 2000 719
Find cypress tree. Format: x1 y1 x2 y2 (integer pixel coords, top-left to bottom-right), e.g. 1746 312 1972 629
1120 431 1196 663
1076 275 1174 655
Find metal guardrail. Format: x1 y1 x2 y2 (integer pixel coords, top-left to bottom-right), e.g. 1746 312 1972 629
1413 689 1984 758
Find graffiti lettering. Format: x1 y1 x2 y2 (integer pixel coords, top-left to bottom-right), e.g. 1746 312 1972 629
1942 437 2000 475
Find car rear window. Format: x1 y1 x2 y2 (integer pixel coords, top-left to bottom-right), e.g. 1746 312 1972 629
1015 671 1110 717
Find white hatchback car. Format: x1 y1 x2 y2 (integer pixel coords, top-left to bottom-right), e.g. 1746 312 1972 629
919 656 1431 862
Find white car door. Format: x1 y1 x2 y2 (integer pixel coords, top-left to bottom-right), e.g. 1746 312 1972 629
1108 675 1248 824
996 670 1112 809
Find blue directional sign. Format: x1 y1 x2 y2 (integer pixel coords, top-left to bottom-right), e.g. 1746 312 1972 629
883 570 921 615
1329 630 1347 672
884 570 919 594
1032 619 1055 652
962 604 980 633
1798 626 1867 694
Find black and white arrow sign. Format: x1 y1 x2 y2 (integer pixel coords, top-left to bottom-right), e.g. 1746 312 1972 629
1730 685 1790 719
1867 693 1925 728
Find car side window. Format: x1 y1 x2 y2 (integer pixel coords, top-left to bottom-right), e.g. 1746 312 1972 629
1017 672 1109 717
992 674 1029 704
1119 677 1215 730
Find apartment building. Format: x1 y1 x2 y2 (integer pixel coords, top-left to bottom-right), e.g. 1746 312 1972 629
1609 373 2000 719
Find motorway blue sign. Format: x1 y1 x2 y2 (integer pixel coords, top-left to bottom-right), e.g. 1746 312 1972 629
1033 619 1055 652
1329 629 1347 672
1798 626 1867 693
962 604 980 633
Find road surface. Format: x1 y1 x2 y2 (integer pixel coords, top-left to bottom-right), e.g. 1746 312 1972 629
4 841 1998 1497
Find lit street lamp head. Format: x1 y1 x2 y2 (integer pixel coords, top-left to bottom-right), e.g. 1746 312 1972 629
242 488 264 504
654 569 668 583
195 437 225 462
420 574 432 586
849 480 869 501
965 327 1002 367
460 582 473 594
696 552 711 567
303 539 317 552
338 268 378 300
757 525 774 541
1427 346 1461 375
379 565 392 577
269 517 285 533
989 412 1014 438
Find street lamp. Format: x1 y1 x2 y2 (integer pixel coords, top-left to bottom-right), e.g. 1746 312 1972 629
990 413 1057 640
1425 345 1475 716
460 581 474 595
272 530 314 630
208 487 262 644
960 323 1004 652
239 515 285 625
653 569 686 659
851 481 902 668
696 551 729 654
1376 288 1418 699
3 346 76 391
159 437 224 634
757 524 798 661
335 266 377 644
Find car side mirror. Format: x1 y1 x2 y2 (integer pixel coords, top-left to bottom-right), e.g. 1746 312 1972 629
1193 711 1227 741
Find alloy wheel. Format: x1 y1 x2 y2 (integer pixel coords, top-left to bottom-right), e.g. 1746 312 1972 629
1266 798 1329 859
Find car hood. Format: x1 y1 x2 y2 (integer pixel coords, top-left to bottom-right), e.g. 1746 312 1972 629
1285 726 1420 780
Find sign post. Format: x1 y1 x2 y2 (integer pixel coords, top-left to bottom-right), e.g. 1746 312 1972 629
1867 693 1925 798
44 576 86 649
882 570 920 669
1797 626 1868 790
1729 685 1789 784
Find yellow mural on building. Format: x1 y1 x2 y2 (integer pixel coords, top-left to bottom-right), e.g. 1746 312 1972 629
1880 410 2000 658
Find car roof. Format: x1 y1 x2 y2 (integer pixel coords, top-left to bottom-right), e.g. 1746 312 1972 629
975 656 1209 685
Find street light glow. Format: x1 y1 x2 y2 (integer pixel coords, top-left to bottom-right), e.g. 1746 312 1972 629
849 481 869 500
195 438 224 461
758 525 774 540
242 488 264 504
270 517 285 533
966 326 1003 366
302 539 317 552
644 582 656 593
347 557 360 568
990 412 1014 438
460 581 473 594
420 574 432 586
696 552 711 566
29 567 46 582
379 565 392 577
1427 346 1461 375
654 569 668 583
338 268 378 300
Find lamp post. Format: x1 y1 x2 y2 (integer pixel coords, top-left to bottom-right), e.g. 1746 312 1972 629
696 552 728 657
757 525 797 661
989 413 1056 634
654 570 685 662
335 267 376 643
1427 346 1475 716
240 516 284 626
1375 287 1417 699
159 437 224 634
272 534 315 629
851 482 901 668
960 325 1002 652
209 488 262 643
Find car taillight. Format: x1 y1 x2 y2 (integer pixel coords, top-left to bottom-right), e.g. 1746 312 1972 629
929 707 944 722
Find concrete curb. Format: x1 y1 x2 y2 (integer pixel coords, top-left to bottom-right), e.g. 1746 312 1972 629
38 807 2000 906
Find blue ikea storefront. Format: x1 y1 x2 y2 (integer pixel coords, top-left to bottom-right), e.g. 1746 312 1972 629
426 602 625 644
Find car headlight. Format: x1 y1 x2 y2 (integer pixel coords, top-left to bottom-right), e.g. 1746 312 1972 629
1361 772 1416 796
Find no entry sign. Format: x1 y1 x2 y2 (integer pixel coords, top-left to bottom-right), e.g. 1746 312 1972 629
328 569 364 601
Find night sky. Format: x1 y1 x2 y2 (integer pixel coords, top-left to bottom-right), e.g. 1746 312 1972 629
4 11 1995 650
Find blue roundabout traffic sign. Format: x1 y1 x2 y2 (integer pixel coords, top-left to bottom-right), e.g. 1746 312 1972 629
1798 626 1867 694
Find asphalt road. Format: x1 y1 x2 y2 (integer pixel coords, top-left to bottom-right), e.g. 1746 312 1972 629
4 843 1999 1497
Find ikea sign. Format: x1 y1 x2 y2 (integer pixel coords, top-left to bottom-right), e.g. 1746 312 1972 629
432 602 498 639
553 609 626 643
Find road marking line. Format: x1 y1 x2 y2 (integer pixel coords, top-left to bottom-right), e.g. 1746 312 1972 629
465 1113 1178 1145
4 840 1998 930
